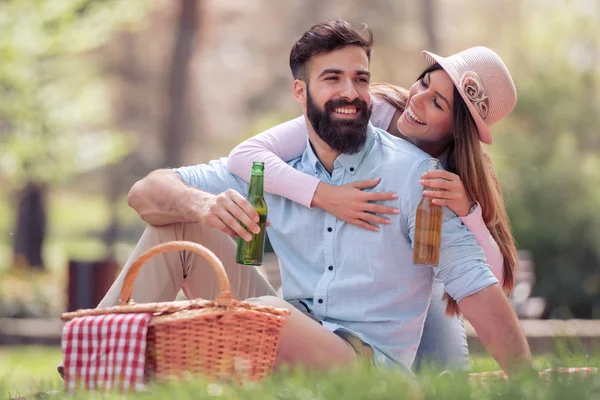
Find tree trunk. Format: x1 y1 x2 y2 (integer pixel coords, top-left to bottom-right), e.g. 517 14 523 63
102 167 120 256
422 0 439 53
162 0 199 168
13 182 47 269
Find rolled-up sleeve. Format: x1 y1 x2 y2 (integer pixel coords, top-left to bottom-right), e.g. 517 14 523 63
173 157 248 196
402 158 498 302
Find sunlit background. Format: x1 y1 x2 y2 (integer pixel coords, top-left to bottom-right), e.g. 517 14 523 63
1 0 599 326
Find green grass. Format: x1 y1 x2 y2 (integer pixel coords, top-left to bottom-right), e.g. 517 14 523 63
1 346 599 399
1 346 64 398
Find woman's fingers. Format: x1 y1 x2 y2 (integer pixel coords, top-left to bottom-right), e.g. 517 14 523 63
431 198 449 206
421 169 458 181
350 178 382 190
420 178 455 190
361 202 399 215
423 190 461 200
321 180 402 230
357 211 391 226
346 214 388 232
359 190 399 202
349 218 381 232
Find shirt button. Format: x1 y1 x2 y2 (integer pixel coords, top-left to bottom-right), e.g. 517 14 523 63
350 167 355 172
327 227 332 232
328 265 333 271
318 299 323 304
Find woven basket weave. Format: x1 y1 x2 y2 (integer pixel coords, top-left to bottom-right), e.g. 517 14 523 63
61 240 290 382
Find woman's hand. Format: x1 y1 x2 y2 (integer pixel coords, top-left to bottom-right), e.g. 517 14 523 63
419 170 474 216
311 178 399 232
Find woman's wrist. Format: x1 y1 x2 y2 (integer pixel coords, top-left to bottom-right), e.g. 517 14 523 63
466 202 478 216
311 182 327 209
459 202 481 221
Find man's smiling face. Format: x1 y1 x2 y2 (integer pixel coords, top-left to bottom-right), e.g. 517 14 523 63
298 45 372 154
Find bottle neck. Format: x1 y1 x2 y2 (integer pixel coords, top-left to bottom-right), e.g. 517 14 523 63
248 175 264 197
424 158 440 193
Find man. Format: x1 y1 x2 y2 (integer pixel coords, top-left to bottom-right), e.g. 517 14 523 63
97 20 531 374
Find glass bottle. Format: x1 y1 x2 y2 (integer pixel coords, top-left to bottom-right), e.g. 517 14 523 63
236 162 268 265
413 159 443 266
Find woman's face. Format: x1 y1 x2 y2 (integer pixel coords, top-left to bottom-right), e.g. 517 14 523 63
397 69 455 144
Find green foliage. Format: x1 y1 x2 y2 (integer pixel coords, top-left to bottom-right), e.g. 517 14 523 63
493 5 600 313
0 0 150 188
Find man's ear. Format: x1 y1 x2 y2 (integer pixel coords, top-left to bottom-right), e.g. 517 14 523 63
293 79 307 105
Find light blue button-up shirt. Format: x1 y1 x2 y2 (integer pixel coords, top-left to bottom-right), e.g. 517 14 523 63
174 124 498 370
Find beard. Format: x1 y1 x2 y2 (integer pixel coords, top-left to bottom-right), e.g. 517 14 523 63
306 84 372 155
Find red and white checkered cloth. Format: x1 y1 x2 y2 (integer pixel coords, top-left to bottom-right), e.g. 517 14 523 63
469 367 598 382
538 367 598 381
62 313 152 392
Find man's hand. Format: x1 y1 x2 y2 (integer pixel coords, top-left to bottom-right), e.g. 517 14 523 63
199 189 262 241
459 284 534 376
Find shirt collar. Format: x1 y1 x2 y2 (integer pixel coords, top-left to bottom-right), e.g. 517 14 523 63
303 135 322 174
303 123 377 176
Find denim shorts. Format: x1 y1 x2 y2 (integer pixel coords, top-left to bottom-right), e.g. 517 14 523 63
289 300 374 363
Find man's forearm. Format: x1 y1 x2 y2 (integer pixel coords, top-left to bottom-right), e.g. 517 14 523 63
127 169 210 226
459 284 533 375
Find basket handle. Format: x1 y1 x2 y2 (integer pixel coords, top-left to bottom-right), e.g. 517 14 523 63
119 240 233 306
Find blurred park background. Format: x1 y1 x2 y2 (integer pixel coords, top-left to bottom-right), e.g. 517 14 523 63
1 0 600 333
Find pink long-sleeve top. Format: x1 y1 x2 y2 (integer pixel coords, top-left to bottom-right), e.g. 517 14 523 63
227 95 505 282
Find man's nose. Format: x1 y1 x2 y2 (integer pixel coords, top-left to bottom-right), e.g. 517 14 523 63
339 80 359 101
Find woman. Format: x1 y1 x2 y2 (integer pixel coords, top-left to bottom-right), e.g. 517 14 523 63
226 46 518 370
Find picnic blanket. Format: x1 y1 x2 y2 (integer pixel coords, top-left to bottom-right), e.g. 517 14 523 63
469 367 598 382
61 313 152 392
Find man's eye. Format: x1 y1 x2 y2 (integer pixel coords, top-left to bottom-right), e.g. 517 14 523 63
326 76 338 81
357 77 369 83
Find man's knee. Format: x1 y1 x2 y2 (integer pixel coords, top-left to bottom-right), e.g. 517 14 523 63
141 222 183 242
142 222 208 248
245 295 290 309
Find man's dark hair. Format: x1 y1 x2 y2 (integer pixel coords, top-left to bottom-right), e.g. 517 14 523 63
289 19 373 81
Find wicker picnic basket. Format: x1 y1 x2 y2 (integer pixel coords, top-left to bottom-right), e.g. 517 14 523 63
61 241 290 382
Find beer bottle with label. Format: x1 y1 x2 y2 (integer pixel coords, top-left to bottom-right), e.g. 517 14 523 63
236 162 268 265
413 158 443 266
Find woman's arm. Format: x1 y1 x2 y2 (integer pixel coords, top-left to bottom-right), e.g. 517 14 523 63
227 116 320 207
226 116 398 226
459 204 504 283
227 99 400 228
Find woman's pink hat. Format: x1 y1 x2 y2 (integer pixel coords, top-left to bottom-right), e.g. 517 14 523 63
422 46 516 145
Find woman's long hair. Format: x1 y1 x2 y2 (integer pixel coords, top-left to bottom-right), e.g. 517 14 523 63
372 65 518 316
370 82 409 110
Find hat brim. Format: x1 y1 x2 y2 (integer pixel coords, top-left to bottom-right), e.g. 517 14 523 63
422 51 493 145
